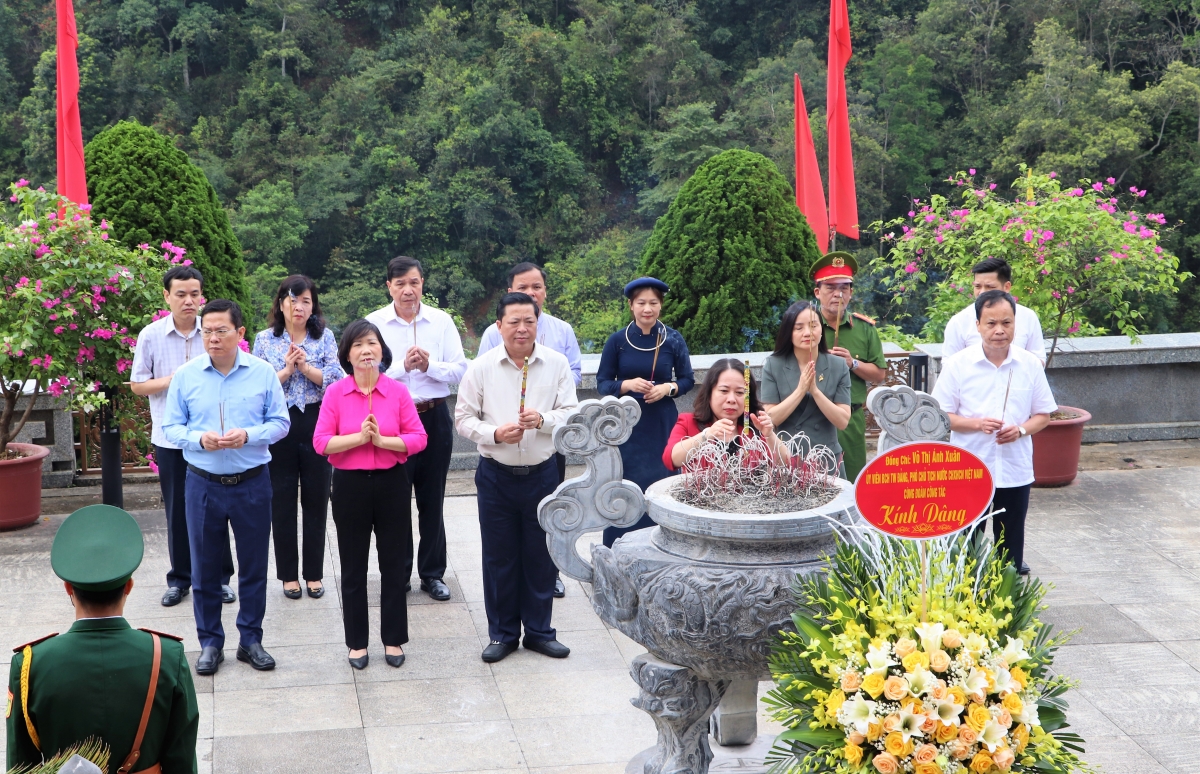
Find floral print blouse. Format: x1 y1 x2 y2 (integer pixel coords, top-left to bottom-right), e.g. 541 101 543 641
252 326 344 411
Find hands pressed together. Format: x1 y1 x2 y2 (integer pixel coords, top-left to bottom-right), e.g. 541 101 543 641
403 346 430 373
200 429 249 451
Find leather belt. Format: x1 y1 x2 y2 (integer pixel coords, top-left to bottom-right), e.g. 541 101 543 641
187 463 265 486
414 397 446 414
482 456 556 477
851 403 863 413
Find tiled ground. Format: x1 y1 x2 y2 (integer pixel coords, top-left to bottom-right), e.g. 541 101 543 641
4 462 1199 772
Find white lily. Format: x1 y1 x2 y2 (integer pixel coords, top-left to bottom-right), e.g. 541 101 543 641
979 719 1007 751
865 643 897 675
1002 635 1031 666
907 666 935 697
897 705 926 742
914 622 945 654
1014 702 1041 727
933 697 965 725
839 694 878 735
962 667 989 697
964 632 988 655
992 666 1014 696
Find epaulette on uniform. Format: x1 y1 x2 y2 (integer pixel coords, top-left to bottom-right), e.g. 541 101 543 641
12 633 58 653
138 628 184 642
852 313 877 325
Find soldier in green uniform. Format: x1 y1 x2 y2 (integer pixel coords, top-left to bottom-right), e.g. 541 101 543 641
812 252 887 482
6 505 199 774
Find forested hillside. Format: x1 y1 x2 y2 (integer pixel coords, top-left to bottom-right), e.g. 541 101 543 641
1 0 1198 343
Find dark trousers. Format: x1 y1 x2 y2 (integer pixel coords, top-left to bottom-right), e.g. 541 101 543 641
269 404 331 583
185 468 272 649
990 484 1031 569
332 465 411 649
476 457 558 645
403 401 452 582
156 445 233 590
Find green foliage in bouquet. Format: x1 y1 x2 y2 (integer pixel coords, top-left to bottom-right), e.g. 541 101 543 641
766 532 1092 774
6 736 109 774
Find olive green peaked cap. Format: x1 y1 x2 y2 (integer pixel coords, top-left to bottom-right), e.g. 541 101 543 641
51 505 144 591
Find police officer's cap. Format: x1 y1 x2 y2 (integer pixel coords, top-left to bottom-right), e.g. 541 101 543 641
623 277 670 299
811 252 858 283
51 505 144 592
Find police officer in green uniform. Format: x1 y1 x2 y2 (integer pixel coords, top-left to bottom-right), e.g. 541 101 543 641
7 505 199 774
812 252 887 482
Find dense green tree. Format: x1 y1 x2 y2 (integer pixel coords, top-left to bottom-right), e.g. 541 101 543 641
230 178 308 265
639 149 820 353
545 226 648 351
85 120 248 305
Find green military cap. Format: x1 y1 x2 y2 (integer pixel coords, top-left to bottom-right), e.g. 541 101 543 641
51 505 144 591
811 251 859 282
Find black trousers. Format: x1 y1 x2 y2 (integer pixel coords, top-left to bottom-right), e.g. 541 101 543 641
156 444 233 590
990 484 1031 569
332 466 411 650
476 457 558 645
269 404 331 583
403 401 452 582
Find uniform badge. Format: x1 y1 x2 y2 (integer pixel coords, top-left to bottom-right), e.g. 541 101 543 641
5 688 11 719
819 374 824 382
831 257 845 268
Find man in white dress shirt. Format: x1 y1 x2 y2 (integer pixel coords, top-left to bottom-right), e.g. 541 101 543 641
455 292 578 663
941 257 1046 363
477 261 582 598
932 290 1057 575
366 256 469 601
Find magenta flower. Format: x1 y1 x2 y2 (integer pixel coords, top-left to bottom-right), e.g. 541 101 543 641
904 262 918 274
969 168 976 175
15 179 28 187
1068 322 1081 334
1049 171 1057 178
1092 182 1104 191
1106 177 1116 184
989 183 997 190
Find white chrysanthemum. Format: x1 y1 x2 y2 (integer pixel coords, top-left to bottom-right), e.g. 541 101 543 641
914 622 945 654
839 694 878 735
907 666 935 697
979 719 1007 751
1001 636 1031 666
865 643 897 675
932 697 965 726
897 705 926 742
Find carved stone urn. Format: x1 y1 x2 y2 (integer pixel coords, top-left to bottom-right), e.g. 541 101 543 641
537 396 859 774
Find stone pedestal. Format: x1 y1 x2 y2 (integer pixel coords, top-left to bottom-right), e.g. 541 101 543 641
710 680 758 746
13 393 75 488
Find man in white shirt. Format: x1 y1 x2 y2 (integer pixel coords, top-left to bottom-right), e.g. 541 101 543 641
455 292 579 663
941 257 1046 363
130 265 235 608
366 256 469 602
477 261 582 599
932 290 1057 575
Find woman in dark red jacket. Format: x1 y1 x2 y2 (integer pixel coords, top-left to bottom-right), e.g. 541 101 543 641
663 358 788 471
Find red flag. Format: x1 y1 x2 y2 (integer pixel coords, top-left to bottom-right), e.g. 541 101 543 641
56 0 88 208
826 0 857 240
794 75 828 254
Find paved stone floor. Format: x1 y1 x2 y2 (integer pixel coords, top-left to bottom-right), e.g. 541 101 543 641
4 461 1200 772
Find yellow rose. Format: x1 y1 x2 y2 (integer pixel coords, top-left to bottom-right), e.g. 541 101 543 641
947 686 967 706
915 764 941 774
901 696 922 712
966 702 991 732
935 722 959 743
929 649 952 673
969 751 995 774
894 637 918 658
862 672 886 699
1002 693 1023 713
826 689 847 716
1010 666 1028 689
883 675 910 701
942 628 964 649
884 731 906 757
845 742 864 766
1012 723 1030 753
842 671 863 693
867 720 884 742
902 650 931 672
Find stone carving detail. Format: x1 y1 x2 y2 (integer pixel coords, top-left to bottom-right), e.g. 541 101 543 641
538 396 646 583
867 385 951 452
630 654 730 774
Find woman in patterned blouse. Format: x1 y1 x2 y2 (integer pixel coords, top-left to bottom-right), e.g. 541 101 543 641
253 275 344 600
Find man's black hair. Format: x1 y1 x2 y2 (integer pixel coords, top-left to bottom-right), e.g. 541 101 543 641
199 299 245 329
506 262 546 287
386 256 424 282
971 257 1012 284
496 292 540 320
162 265 204 291
974 289 1017 320
71 584 127 608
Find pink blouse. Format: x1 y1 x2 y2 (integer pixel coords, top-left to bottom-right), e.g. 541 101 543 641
313 374 428 470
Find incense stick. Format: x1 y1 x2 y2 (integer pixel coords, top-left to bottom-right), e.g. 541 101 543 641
743 360 752 436
999 370 1014 427
519 357 529 414
649 329 663 384
219 402 225 436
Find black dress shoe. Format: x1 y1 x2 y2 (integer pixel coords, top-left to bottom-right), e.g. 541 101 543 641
1019 561 1031 576
348 652 369 670
161 587 189 607
524 638 570 658
385 653 405 668
481 641 518 663
553 577 566 598
306 584 324 599
221 585 236 604
282 584 302 600
421 578 451 601
236 642 276 671
195 646 223 675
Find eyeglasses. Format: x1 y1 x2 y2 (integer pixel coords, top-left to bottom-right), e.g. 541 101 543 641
201 328 237 338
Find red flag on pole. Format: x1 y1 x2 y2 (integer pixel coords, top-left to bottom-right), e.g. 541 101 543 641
794 74 828 254
826 0 857 241
56 0 88 208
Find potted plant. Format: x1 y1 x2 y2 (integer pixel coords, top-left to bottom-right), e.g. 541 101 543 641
1 181 171 528
872 166 1187 486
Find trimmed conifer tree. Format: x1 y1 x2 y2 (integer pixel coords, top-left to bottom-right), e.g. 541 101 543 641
85 121 248 305
639 149 821 353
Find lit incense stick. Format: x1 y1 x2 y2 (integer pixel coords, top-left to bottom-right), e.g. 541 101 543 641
743 360 752 436
519 357 529 414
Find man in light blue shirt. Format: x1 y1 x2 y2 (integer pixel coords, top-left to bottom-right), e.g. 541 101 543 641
163 299 290 676
477 262 582 599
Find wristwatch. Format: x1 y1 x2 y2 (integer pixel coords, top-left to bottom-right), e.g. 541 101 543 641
1017 426 1028 437
851 359 860 371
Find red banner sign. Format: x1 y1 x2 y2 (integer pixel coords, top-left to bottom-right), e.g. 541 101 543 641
854 442 994 540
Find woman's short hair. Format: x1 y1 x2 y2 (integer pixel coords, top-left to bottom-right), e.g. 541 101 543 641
270 274 326 339
337 319 393 374
773 301 828 357
692 357 763 426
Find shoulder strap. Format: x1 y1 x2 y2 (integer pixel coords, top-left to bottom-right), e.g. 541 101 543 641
117 633 161 774
20 645 41 751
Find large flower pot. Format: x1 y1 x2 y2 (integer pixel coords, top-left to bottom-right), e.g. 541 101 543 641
0 442 50 529
1032 406 1091 487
